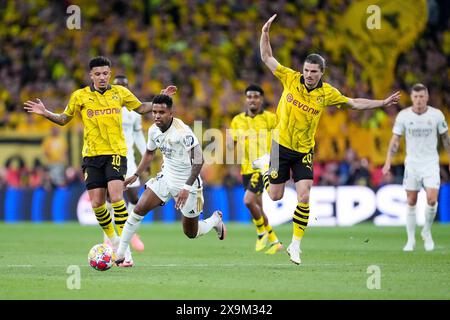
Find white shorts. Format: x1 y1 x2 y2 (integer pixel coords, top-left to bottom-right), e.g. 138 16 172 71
403 163 440 191
145 172 203 218
126 157 140 188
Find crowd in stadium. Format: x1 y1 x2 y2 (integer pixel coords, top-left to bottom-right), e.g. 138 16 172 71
0 0 449 188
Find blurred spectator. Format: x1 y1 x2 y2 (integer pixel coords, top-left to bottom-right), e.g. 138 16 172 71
4 155 28 188
0 0 448 188
41 127 68 187
347 158 372 187
29 158 51 189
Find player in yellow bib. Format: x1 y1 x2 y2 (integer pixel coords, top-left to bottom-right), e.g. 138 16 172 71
24 56 176 266
255 14 401 265
230 84 282 254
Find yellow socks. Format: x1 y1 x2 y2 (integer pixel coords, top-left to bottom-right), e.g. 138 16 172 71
93 203 115 238
111 200 128 236
293 203 309 240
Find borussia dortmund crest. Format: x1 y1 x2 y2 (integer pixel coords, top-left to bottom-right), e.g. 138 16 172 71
270 169 278 179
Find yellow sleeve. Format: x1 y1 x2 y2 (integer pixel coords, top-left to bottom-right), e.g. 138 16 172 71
229 116 239 141
118 86 142 111
63 90 81 117
273 64 298 87
269 111 278 129
326 86 349 108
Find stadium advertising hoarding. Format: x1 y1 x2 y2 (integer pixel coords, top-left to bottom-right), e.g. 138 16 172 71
263 184 436 226
76 184 450 226
1 183 448 224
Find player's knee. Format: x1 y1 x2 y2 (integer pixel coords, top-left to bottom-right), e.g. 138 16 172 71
269 190 283 201
427 199 437 206
407 197 418 206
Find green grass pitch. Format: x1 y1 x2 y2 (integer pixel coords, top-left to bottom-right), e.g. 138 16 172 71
0 222 449 300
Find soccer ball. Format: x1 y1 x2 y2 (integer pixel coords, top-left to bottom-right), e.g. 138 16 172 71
88 243 113 271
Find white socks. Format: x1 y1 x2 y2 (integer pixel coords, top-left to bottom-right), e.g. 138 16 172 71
196 214 220 238
422 203 437 235
117 211 144 258
405 205 416 243
291 237 301 249
128 202 136 215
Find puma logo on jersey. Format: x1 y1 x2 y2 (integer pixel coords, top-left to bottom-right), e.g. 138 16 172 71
112 166 120 172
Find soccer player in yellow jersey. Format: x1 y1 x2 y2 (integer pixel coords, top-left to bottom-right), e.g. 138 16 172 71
24 56 176 266
257 14 401 265
230 85 282 254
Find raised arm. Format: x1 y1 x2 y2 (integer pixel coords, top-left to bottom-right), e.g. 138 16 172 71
347 91 401 110
134 85 178 114
24 98 72 126
260 14 280 73
441 132 450 172
382 134 401 175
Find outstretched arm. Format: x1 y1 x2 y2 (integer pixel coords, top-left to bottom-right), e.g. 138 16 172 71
441 132 450 172
23 99 72 126
347 91 401 110
260 14 280 73
382 134 401 175
134 85 178 114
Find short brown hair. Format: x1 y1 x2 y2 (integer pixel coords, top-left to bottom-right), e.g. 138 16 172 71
305 54 326 72
411 83 428 94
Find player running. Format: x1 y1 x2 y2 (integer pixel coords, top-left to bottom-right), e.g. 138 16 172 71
229 84 282 254
115 94 226 266
24 56 176 265
256 14 401 265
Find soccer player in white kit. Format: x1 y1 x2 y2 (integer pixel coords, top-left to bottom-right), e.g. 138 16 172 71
115 94 226 266
383 83 450 251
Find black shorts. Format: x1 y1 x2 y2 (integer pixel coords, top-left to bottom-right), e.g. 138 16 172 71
242 172 264 194
82 155 127 190
268 141 313 184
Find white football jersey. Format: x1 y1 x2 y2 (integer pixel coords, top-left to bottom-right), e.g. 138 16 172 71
122 107 146 162
147 118 201 186
393 106 448 166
